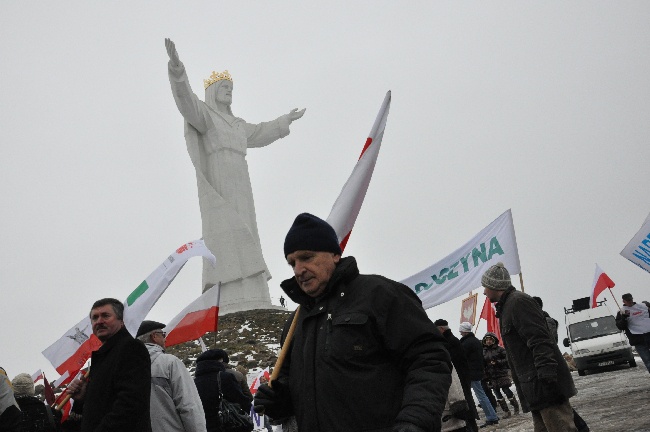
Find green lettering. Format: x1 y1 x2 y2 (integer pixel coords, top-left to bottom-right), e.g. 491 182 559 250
434 268 449 285
459 253 471 272
472 243 487 267
447 261 459 280
487 237 504 260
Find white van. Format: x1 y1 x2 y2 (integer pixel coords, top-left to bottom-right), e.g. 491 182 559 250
562 297 636 376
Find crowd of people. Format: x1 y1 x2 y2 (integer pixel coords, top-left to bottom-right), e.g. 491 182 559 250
1 213 649 432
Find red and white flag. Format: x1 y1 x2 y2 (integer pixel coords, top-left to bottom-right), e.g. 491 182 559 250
43 374 56 405
250 367 271 395
327 91 391 252
164 283 220 347
480 298 503 347
590 264 615 308
31 369 43 383
42 239 215 380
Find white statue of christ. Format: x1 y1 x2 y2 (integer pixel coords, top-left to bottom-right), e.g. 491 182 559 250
165 38 305 312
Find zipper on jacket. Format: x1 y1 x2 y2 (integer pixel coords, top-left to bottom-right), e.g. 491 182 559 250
324 313 332 353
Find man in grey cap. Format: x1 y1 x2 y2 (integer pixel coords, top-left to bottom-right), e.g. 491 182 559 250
482 262 577 432
136 320 206 432
254 213 452 432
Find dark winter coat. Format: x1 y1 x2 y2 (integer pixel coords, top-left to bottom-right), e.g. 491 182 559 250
80 327 151 432
194 360 251 432
278 256 452 432
440 329 479 427
496 288 577 412
15 395 61 432
481 332 512 388
459 332 485 381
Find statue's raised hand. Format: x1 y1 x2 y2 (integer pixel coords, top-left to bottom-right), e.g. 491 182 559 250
165 38 182 68
287 108 306 123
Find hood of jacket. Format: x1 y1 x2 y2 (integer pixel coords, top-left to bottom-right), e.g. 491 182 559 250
194 359 227 377
145 342 164 363
482 332 500 346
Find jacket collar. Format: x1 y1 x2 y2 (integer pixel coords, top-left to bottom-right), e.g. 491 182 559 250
495 286 516 318
280 256 360 308
95 326 130 354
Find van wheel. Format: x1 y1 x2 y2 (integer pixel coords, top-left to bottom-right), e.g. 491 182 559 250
629 359 637 368
578 369 586 376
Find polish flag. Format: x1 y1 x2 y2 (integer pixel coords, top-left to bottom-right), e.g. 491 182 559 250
480 298 503 347
164 283 220 347
54 389 74 422
590 264 615 308
42 239 216 379
43 374 56 405
250 367 271 395
31 369 43 383
327 91 391 252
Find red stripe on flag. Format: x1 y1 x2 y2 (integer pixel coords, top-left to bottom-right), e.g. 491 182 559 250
591 272 615 308
358 138 372 160
480 298 503 347
55 335 102 376
339 231 352 253
165 306 219 347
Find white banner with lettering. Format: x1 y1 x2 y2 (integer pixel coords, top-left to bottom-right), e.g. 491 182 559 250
401 209 521 310
620 212 650 274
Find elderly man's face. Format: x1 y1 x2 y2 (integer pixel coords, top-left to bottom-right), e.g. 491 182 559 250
90 304 124 342
483 286 503 303
286 250 340 298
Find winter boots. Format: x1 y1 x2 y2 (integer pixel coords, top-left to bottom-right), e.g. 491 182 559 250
509 397 520 415
497 399 511 418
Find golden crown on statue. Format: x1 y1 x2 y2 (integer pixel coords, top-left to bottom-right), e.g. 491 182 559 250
203 70 233 89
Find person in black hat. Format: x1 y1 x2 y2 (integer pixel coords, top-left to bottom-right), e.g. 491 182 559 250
136 320 206 432
254 213 452 432
194 349 251 432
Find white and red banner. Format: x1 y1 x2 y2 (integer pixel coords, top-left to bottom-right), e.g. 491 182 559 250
621 212 650 274
401 210 521 310
327 91 391 252
42 239 216 379
164 283 220 347
590 264 615 308
250 367 270 395
31 369 43 383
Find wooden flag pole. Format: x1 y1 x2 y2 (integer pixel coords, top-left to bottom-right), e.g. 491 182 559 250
54 369 90 411
269 306 300 387
519 272 525 293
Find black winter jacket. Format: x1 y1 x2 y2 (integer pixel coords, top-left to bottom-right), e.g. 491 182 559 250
80 327 151 432
277 256 452 432
496 288 576 412
481 332 512 388
194 360 251 432
459 333 485 381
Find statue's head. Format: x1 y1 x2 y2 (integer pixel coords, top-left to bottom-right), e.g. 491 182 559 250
204 70 234 115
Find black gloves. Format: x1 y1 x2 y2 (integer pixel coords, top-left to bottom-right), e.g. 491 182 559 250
253 381 292 419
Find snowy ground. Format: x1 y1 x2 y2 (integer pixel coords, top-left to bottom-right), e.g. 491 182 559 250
477 360 649 431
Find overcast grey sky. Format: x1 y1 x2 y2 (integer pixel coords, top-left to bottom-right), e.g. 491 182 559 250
2 2 649 379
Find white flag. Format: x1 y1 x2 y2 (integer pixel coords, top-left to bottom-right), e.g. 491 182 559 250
620 212 650 274
327 91 391 251
401 210 521 309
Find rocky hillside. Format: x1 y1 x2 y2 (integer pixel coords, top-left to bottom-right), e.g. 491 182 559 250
166 309 292 374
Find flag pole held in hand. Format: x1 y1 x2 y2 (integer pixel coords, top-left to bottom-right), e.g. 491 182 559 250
269 306 300 388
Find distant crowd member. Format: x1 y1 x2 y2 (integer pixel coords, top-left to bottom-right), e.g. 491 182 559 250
136 320 206 432
12 373 61 432
616 293 650 373
0 367 20 432
459 322 499 428
481 333 519 418
67 298 151 432
483 263 578 432
225 364 253 403
434 319 479 432
194 349 251 432
254 213 452 432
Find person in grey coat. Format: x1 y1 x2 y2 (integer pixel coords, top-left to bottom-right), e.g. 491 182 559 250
137 320 206 432
482 263 578 432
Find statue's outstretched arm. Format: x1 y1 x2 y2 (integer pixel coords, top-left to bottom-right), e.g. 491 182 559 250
165 38 209 133
165 38 182 68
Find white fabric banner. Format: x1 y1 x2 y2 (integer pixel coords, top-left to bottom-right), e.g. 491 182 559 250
400 209 521 310
620 212 650 274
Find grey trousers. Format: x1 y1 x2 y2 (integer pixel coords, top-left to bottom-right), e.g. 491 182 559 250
531 400 578 432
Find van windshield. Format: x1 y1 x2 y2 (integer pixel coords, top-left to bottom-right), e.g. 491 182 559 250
568 316 620 341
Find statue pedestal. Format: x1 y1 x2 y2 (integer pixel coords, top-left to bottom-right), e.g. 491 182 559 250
211 272 275 315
